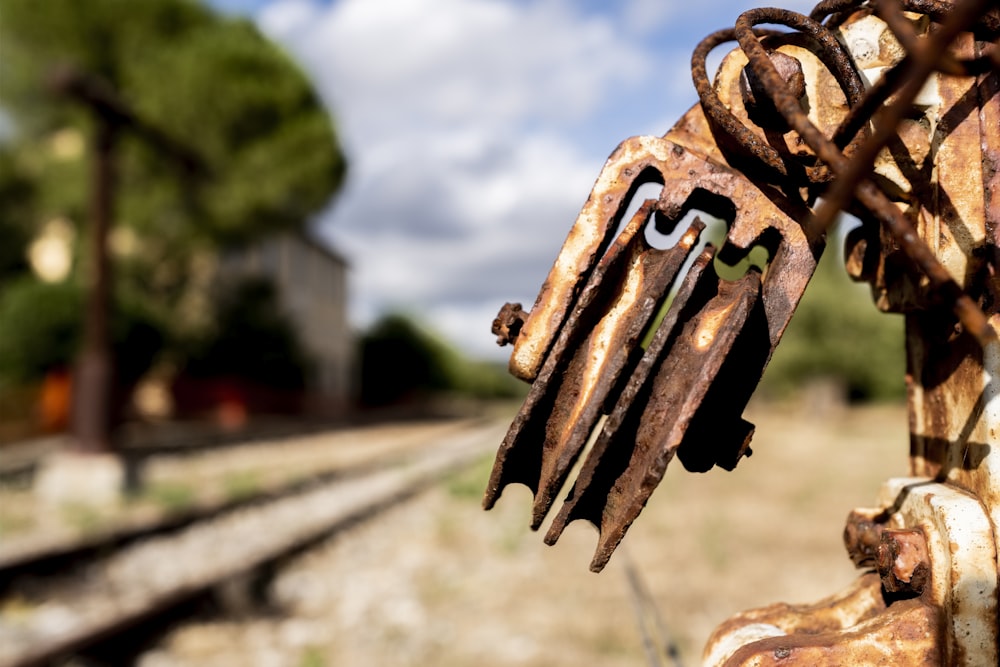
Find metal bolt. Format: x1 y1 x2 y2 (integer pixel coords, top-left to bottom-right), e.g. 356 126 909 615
877 529 930 595
493 302 528 347
740 50 806 130
843 509 885 568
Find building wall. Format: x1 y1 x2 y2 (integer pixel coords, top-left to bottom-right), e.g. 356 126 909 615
219 233 352 412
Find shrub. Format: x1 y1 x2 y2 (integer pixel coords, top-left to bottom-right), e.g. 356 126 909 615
357 313 525 407
0 277 165 388
760 244 905 402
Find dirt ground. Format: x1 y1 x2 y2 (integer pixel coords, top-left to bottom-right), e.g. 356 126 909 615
147 398 909 667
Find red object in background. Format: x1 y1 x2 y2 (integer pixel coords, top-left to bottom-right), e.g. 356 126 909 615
171 375 304 425
39 368 72 432
214 381 248 431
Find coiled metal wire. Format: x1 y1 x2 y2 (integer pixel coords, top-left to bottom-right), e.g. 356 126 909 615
690 0 1000 345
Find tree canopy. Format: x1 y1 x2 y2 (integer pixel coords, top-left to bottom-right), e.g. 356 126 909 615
761 241 906 402
0 0 346 246
0 0 347 395
0 151 36 283
0 277 163 387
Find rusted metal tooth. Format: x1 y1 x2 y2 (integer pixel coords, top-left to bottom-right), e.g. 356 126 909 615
482 202 704 517
486 135 816 519
527 215 706 528
543 246 716 550
545 255 765 572
673 283 768 474
489 133 822 567
588 268 763 572
507 139 674 383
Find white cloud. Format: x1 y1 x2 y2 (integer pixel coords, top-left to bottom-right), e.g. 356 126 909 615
257 0 654 358
622 0 679 35
254 0 828 360
262 0 649 133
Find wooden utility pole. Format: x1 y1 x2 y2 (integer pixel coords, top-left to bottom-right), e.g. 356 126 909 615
49 66 204 455
72 113 118 452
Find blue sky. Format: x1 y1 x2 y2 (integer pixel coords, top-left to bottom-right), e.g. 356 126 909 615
204 0 817 361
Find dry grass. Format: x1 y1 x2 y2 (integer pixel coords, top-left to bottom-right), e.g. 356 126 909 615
617 398 907 661
148 399 909 667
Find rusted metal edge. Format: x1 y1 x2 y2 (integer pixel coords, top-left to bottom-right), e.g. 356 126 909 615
487 135 825 570
586 266 763 572
506 138 673 383
542 247 716 551
527 215 707 528
481 201 704 516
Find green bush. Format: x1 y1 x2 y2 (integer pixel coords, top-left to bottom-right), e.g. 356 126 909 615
180 277 312 390
358 314 525 407
760 244 905 402
0 278 80 383
358 314 448 407
0 150 36 283
0 277 165 387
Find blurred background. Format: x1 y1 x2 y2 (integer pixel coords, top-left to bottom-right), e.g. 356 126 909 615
0 1 910 665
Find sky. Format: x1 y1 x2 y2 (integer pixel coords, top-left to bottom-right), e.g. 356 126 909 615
205 0 819 362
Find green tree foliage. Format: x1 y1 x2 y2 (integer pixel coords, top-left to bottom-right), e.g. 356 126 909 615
760 242 906 401
0 278 163 387
358 314 526 407
0 0 345 290
358 315 450 406
127 21 345 243
0 0 345 390
181 278 312 390
0 150 36 282
0 280 79 384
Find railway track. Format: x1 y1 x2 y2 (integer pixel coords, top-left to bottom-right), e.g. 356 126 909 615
0 417 490 585
0 414 454 484
0 417 506 667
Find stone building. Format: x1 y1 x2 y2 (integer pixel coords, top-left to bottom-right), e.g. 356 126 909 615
217 232 352 414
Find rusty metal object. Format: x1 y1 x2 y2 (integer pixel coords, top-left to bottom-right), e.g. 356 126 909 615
877 528 930 594
734 5 996 346
709 479 997 666
483 133 822 569
546 263 764 570
705 2 1000 663
843 508 889 567
485 0 1000 662
740 50 807 130
484 198 707 527
486 0 998 560
844 512 933 595
702 568 944 665
491 302 527 347
877 480 999 665
707 599 943 666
